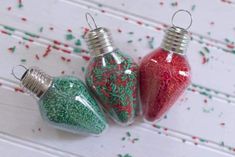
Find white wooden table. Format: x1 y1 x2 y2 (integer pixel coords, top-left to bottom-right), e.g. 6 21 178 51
0 0 235 156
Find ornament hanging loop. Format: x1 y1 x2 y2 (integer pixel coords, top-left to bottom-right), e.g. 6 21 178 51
85 13 98 30
11 65 28 80
171 9 192 30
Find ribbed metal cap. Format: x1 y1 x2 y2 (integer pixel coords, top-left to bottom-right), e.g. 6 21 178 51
21 67 52 98
85 27 116 56
161 26 190 55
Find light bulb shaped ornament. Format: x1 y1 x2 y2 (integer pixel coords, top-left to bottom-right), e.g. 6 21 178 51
139 10 192 122
84 13 139 126
12 65 108 135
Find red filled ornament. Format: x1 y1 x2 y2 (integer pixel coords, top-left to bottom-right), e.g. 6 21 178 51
139 10 192 122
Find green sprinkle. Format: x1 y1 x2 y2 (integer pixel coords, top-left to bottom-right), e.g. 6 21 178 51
199 138 207 142
39 27 44 33
66 34 75 41
148 37 155 49
75 39 81 46
73 48 81 53
25 32 39 38
21 59 26 62
22 37 31 41
126 131 131 137
171 1 178 7
199 51 205 56
124 154 132 157
133 138 139 142
153 124 161 129
3 26 15 31
220 141 225 147
225 38 230 43
127 40 133 43
81 67 85 73
117 154 132 157
203 47 210 53
191 4 196 11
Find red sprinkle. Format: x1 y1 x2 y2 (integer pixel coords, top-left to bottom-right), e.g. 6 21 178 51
15 87 24 93
155 27 161 31
35 54 40 60
62 49 71 54
137 21 143 25
192 136 197 140
43 45 51 57
61 56 66 61
53 40 61 45
117 28 122 33
67 29 72 32
1 30 10 35
159 2 164 5
21 17 27 21
227 44 234 49
25 45 29 49
7 6 12 11
82 56 90 61
220 122 225 126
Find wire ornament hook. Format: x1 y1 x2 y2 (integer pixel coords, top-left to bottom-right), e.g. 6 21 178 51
11 65 28 80
85 13 98 30
171 9 192 30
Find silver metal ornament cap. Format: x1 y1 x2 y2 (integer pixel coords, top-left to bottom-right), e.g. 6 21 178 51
12 65 52 99
161 9 192 55
161 26 190 55
84 13 116 56
85 27 115 56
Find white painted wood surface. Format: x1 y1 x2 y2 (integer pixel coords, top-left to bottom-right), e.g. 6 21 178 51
0 0 234 156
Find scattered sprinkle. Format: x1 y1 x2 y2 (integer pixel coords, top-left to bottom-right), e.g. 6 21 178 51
126 131 131 137
191 4 196 11
66 34 75 41
171 1 178 7
75 39 81 46
8 46 16 53
18 0 23 8
35 54 40 60
39 27 44 33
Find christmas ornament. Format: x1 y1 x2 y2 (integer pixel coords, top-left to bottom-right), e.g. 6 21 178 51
84 13 139 126
12 65 108 135
139 10 192 122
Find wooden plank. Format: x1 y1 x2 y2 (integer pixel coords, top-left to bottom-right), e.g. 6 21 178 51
0 0 234 96
0 0 233 156
0 140 58 157
78 0 235 48
0 88 233 157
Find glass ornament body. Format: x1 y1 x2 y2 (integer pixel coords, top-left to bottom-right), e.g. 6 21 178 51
85 49 139 125
38 76 108 135
140 48 191 122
